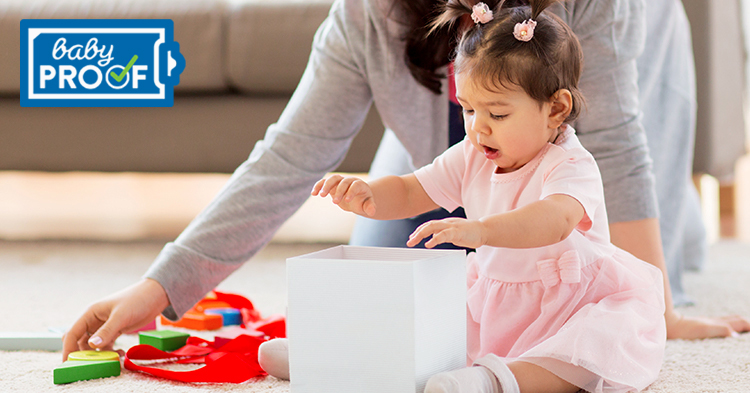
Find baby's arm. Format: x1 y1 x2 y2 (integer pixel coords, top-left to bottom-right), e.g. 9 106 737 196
311 174 439 220
408 194 584 249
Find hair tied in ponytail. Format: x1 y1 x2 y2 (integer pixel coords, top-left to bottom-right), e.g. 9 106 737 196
513 19 537 41
471 2 494 24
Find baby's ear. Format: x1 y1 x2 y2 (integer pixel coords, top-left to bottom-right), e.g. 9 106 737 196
547 89 573 128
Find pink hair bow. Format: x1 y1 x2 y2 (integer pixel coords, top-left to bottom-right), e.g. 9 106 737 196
536 250 581 288
513 19 537 42
471 2 494 24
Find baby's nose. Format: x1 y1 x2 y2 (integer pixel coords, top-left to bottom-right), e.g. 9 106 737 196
472 120 491 135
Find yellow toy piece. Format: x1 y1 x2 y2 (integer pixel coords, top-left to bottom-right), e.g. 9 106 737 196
67 350 120 362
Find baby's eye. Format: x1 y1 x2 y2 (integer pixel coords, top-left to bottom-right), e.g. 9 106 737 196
490 113 508 120
462 108 474 115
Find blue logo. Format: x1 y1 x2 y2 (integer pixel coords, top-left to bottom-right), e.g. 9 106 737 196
20 19 185 107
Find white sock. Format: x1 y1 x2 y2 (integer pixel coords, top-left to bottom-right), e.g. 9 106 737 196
473 354 520 393
424 365 501 393
257 338 290 380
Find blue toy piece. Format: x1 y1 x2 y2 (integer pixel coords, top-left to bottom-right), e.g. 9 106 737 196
205 308 242 326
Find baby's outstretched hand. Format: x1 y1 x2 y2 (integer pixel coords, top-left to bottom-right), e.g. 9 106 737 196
312 174 376 217
407 217 484 249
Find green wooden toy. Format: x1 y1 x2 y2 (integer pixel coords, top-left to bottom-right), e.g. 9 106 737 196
138 329 190 352
53 360 121 384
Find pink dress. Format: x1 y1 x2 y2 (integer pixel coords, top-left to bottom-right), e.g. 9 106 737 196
413 127 666 393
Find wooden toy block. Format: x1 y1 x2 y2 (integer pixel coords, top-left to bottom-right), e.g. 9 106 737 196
53 360 121 384
67 350 120 362
193 300 232 312
139 329 191 352
205 308 242 326
0 332 63 351
160 312 223 331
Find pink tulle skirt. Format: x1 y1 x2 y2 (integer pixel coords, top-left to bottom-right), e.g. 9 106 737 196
466 245 666 393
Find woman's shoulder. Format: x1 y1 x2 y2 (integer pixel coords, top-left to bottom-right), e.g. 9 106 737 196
554 0 643 31
336 0 408 34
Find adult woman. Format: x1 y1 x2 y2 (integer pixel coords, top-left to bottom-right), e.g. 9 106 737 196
63 0 749 360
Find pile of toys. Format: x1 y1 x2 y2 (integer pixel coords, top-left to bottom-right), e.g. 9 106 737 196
53 291 285 384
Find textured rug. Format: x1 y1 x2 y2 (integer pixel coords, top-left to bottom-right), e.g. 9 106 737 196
0 240 748 392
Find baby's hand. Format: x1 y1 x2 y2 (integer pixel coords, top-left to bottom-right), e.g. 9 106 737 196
311 174 376 217
407 217 485 249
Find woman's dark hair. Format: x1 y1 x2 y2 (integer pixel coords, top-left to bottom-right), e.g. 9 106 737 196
397 0 584 122
395 0 516 95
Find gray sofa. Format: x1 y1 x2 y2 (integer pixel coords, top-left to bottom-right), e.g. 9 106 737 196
0 0 383 173
0 0 745 177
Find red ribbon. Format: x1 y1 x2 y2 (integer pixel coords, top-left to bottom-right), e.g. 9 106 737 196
211 291 262 323
125 332 268 383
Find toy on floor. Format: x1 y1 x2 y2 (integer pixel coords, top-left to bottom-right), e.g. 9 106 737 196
138 330 191 352
160 311 224 330
0 332 63 351
205 308 242 325
53 350 121 384
159 291 260 330
213 326 265 348
124 291 286 383
67 350 120 362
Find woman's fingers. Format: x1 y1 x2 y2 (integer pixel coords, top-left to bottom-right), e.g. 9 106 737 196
63 305 107 360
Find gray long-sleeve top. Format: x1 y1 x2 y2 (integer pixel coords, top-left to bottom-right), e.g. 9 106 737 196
147 0 656 319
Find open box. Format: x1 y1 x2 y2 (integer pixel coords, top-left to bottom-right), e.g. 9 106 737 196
287 245 467 393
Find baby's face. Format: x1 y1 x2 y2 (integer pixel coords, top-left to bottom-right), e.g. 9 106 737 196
455 73 559 173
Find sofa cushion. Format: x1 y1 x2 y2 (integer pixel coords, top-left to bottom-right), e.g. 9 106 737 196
0 0 228 93
0 95 383 173
225 0 334 94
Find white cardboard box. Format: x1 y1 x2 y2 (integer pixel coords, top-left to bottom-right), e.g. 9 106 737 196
287 245 467 393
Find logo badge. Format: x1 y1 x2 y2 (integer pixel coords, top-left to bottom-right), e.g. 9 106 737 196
20 19 185 107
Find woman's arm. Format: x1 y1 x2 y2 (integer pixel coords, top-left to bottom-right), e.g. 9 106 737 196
64 0 382 356
407 194 584 249
566 0 750 339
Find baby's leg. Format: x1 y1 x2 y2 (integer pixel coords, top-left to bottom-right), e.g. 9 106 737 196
506 361 579 393
426 354 580 393
260 339 580 392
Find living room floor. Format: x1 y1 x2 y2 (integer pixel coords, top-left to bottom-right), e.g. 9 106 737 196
1 238 749 392
0 172 749 392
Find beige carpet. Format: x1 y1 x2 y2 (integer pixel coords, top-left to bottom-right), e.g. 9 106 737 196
1 240 749 392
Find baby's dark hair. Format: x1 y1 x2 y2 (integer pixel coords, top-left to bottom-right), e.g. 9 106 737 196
431 0 585 122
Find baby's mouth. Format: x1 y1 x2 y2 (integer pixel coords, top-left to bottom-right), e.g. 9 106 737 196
483 145 499 160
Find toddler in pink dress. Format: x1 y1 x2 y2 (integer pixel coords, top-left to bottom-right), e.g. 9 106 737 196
411 125 665 393
274 0 667 391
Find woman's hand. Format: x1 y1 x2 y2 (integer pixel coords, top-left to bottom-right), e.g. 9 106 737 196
666 310 750 339
311 174 376 217
407 217 485 249
62 278 169 361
